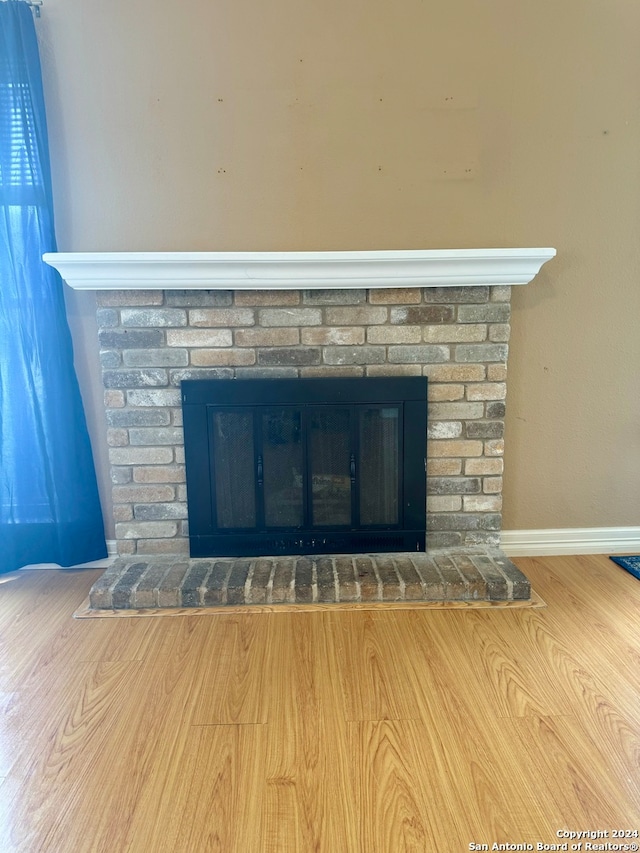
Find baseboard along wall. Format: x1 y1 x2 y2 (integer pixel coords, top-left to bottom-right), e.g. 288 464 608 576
105 527 640 562
500 527 640 557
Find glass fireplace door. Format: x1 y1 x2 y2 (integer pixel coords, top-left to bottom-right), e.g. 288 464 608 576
309 407 353 528
185 376 427 556
358 406 400 527
261 408 304 529
209 402 403 536
211 409 256 530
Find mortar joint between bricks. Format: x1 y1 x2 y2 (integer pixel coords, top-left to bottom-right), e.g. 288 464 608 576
265 559 276 605
196 562 215 608
244 559 256 605
352 557 362 602
372 559 383 601
289 559 296 603
391 558 406 600
215 562 232 606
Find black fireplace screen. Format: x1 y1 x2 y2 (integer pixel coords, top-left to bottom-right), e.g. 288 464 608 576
182 377 427 557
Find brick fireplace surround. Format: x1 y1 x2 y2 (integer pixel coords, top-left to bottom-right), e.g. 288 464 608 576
96 282 513 558
45 250 555 599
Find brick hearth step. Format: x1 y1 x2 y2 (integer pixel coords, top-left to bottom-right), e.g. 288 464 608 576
89 549 530 610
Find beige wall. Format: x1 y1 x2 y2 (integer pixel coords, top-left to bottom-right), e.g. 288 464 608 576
37 0 640 536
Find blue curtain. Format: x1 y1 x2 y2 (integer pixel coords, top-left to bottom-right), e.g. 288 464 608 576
0 1 106 572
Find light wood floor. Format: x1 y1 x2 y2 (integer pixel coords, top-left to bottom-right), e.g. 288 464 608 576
0 555 639 852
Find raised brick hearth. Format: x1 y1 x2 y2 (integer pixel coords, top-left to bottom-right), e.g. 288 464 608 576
90 549 530 610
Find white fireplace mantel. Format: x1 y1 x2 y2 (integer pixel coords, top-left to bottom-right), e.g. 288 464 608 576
43 248 556 291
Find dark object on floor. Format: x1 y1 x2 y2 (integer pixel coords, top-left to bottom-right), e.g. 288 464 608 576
609 555 640 581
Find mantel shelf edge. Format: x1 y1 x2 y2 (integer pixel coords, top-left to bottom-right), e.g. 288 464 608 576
43 248 557 291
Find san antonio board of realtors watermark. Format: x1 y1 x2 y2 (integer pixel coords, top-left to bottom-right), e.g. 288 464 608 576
469 829 639 852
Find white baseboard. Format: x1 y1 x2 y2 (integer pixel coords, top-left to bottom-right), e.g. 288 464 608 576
500 527 640 557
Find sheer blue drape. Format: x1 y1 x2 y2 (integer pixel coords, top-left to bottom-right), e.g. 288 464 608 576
0 1 106 571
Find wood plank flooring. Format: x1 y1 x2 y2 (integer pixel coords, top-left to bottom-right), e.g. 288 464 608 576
0 555 639 852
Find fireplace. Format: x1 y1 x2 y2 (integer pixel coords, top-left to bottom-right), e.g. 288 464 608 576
42 247 556 558
182 376 428 556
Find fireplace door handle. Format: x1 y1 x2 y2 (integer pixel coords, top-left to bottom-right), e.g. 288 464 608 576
350 453 356 486
257 455 264 488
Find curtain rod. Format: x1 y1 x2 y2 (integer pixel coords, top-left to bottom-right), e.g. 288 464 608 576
0 0 43 16
25 0 42 15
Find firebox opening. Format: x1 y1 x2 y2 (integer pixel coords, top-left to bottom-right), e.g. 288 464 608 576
182 377 427 557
